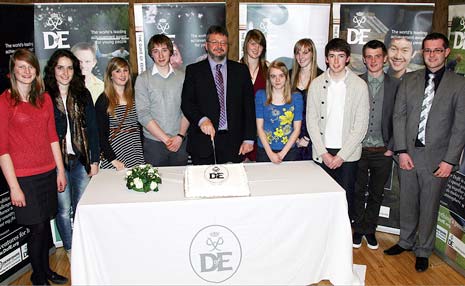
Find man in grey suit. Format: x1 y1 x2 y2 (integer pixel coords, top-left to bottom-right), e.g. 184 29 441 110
385 33 465 272
353 40 399 250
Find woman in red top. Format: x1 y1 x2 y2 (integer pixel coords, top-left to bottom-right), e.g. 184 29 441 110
0 49 68 285
240 29 268 161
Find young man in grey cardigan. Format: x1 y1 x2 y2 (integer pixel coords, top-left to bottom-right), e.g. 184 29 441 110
307 38 369 221
135 34 189 166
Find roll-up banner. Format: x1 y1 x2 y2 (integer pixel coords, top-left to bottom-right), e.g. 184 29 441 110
134 3 225 74
238 3 330 70
434 4 465 278
333 2 434 233
448 4 465 76
34 3 130 102
0 4 35 93
436 171 465 278
0 5 35 284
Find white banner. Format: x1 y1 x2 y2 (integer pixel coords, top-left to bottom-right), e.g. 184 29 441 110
239 3 330 70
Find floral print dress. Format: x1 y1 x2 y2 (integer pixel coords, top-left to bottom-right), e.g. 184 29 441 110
255 90 303 151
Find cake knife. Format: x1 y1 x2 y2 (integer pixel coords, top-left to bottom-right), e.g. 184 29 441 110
211 137 217 165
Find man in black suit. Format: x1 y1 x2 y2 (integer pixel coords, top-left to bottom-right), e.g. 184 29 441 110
181 26 256 165
352 40 400 250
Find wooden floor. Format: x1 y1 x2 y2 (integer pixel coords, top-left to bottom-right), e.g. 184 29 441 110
9 232 465 285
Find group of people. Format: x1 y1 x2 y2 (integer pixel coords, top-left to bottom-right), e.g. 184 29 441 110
0 24 464 285
0 47 143 285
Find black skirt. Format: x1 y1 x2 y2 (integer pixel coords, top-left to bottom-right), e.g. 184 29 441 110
15 169 58 225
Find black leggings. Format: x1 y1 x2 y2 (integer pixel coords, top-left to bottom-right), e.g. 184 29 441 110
28 220 52 281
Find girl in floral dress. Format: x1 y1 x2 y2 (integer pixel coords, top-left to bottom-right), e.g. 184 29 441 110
255 61 303 163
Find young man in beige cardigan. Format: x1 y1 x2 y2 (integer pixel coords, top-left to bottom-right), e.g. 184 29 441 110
307 38 369 221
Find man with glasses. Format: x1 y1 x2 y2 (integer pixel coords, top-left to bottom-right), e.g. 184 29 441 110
385 32 465 272
181 25 256 164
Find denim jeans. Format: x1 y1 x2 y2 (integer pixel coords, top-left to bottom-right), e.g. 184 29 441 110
56 157 90 251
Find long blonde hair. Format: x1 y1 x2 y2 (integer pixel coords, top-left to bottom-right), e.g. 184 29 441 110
103 57 134 117
9 48 44 107
291 38 318 92
265 61 291 106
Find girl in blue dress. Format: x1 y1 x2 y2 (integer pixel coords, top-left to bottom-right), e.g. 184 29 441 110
255 61 303 163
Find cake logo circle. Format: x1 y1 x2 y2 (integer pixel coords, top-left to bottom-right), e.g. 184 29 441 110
189 225 242 283
204 165 229 184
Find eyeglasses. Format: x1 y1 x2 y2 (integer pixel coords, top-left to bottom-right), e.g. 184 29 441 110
423 48 445 55
207 41 228 46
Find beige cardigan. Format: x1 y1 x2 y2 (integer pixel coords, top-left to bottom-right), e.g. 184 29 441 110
307 68 369 163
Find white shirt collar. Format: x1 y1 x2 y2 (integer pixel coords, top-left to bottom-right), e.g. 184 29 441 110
151 63 175 78
328 67 349 84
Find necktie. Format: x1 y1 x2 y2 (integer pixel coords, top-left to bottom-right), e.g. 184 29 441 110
418 73 435 145
369 78 380 96
215 64 226 129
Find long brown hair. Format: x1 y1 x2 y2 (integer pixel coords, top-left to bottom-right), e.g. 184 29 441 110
103 57 134 117
240 29 268 80
9 48 44 107
265 61 291 106
291 38 318 92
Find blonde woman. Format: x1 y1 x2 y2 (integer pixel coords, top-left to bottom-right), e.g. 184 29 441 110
290 38 323 160
255 61 302 163
95 57 144 170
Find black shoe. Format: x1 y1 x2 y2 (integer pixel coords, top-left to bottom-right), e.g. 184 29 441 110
384 244 407 255
415 257 429 272
353 232 363 248
46 271 68 285
365 233 379 250
30 274 51 285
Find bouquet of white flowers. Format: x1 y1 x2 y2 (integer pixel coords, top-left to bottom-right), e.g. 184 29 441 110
125 164 162 192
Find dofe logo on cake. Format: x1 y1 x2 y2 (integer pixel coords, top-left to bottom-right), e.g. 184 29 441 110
189 225 242 283
204 165 229 184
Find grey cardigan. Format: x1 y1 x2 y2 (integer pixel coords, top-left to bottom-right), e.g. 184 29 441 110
307 68 369 163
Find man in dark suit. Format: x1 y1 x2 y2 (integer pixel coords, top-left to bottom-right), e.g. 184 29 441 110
352 40 400 250
181 25 256 165
385 33 465 272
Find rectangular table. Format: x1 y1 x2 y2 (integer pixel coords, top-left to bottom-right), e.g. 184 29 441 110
71 161 361 285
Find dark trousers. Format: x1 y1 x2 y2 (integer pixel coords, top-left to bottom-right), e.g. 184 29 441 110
191 131 243 165
144 137 188 167
256 147 299 162
352 149 393 234
28 220 52 282
318 148 358 220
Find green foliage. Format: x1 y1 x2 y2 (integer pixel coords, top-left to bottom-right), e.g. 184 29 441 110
125 164 162 193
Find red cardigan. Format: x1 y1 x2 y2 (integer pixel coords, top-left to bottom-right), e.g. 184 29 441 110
0 90 58 177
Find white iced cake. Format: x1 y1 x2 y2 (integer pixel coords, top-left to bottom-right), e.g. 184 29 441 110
184 163 250 198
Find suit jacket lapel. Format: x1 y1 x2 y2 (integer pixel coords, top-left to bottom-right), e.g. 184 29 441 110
226 60 233 120
203 59 217 97
411 70 426 129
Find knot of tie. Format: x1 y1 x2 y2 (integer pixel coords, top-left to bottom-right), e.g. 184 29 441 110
216 64 222 72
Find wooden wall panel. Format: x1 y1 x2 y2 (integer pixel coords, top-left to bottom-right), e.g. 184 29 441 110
0 0 448 73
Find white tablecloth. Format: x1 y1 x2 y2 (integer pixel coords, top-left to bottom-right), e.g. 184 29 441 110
71 161 361 285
